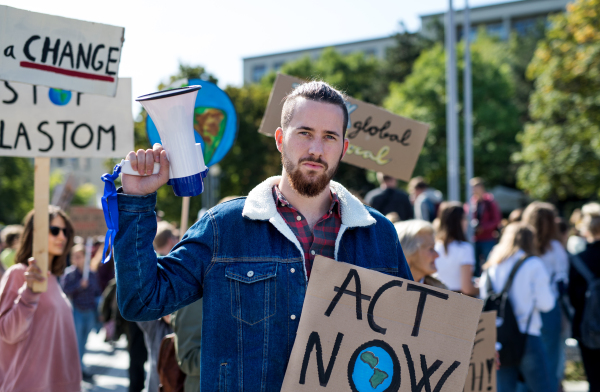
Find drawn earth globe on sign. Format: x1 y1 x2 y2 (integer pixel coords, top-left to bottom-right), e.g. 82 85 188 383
348 340 400 392
146 79 238 167
48 88 72 106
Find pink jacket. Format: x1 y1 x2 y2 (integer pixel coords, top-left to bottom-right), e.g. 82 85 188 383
0 264 81 392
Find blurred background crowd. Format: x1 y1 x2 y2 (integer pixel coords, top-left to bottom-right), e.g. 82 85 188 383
0 0 599 390
0 173 598 391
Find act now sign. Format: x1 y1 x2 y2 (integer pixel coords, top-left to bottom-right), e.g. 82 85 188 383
282 256 483 392
0 6 124 97
0 78 133 158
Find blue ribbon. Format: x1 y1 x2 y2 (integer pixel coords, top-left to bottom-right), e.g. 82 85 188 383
101 163 122 263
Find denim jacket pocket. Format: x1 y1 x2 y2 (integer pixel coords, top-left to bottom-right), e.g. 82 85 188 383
226 262 277 325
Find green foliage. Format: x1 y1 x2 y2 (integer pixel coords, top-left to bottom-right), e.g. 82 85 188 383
385 34 521 197
0 157 33 225
72 183 97 206
263 47 384 104
382 22 442 89
514 0 600 200
219 84 279 198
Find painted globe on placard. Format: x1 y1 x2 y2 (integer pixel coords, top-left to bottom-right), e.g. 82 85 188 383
48 88 72 106
348 340 401 392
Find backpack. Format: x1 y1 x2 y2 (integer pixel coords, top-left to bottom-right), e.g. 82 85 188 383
157 333 186 392
570 255 600 349
483 254 533 368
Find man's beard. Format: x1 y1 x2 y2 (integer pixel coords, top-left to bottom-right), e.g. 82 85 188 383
282 150 341 198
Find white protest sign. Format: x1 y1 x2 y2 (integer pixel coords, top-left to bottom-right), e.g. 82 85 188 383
0 5 124 97
0 78 133 158
282 256 483 392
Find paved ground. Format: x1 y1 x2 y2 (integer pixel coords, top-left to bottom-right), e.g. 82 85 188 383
81 329 130 392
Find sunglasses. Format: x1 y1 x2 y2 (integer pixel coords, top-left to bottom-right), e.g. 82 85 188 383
49 226 68 237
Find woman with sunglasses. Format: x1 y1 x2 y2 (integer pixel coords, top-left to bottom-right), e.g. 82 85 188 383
0 206 82 392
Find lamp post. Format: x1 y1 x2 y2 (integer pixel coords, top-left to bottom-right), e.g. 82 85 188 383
445 0 460 202
464 0 475 242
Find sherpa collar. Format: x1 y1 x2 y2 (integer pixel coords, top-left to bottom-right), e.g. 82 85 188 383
242 176 376 228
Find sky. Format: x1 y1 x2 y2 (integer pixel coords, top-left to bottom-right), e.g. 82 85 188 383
2 0 518 115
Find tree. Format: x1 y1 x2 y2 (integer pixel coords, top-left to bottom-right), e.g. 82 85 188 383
513 0 600 201
218 84 279 198
384 34 521 197
0 157 33 225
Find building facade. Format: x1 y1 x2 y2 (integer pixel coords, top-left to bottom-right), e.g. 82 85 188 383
420 0 571 40
242 0 570 85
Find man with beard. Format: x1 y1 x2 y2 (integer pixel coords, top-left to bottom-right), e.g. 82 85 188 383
112 81 412 391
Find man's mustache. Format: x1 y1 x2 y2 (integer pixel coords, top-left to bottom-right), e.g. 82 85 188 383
298 156 328 170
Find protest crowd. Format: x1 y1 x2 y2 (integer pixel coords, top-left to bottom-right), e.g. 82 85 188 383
0 166 598 391
0 0 599 390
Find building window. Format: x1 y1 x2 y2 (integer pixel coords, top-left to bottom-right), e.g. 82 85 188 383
273 61 285 71
364 48 377 57
457 26 478 42
486 23 506 38
513 17 542 36
252 64 267 82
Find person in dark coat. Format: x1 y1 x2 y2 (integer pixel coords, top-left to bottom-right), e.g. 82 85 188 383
365 172 413 221
568 202 600 392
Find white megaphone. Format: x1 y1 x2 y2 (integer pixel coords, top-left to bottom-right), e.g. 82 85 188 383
120 85 208 197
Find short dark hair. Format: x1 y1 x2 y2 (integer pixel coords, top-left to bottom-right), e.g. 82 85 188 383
281 81 349 138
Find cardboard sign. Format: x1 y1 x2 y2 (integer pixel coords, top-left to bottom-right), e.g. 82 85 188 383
0 78 133 158
259 74 429 181
0 6 124 97
282 256 483 392
68 206 107 238
463 311 497 392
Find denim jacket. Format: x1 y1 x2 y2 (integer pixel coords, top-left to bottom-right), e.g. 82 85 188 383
114 176 412 392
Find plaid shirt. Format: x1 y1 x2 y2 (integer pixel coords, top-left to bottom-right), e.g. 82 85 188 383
272 185 342 278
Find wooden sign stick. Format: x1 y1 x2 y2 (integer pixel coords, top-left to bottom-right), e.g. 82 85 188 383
32 157 50 293
180 197 190 241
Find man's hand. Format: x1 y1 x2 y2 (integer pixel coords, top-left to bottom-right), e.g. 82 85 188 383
122 143 170 195
80 279 89 289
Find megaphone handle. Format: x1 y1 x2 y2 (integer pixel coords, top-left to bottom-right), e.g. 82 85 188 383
120 160 160 176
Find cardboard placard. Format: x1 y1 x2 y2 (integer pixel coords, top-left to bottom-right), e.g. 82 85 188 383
282 256 483 392
0 5 124 97
0 78 133 158
69 206 107 238
259 74 429 181
463 311 497 392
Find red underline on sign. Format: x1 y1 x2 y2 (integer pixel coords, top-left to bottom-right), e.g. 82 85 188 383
19 61 115 82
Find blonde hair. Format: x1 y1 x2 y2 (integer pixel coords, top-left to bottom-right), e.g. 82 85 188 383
71 243 85 255
394 220 434 256
484 222 537 269
580 202 600 237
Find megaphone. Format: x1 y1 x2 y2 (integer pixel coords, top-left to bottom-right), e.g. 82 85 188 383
120 85 208 197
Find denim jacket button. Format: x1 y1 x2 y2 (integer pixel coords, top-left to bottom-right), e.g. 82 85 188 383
290 268 295 273
290 314 296 320
247 271 254 277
